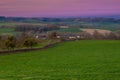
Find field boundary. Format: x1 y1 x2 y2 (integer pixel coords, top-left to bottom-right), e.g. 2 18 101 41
0 42 60 54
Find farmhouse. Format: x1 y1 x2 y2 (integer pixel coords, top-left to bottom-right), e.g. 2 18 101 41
35 32 49 39
56 32 84 40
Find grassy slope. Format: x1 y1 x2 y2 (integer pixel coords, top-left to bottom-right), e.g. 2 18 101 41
0 28 19 35
0 40 120 80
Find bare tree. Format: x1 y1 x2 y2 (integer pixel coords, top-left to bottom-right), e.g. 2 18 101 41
105 32 117 40
5 35 16 50
23 37 37 48
48 32 57 39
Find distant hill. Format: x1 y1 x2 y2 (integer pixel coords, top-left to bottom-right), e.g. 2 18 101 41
0 16 120 23
76 15 120 19
94 15 120 19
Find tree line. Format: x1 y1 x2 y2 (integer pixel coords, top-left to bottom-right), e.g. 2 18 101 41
14 24 59 33
0 16 120 23
0 33 38 50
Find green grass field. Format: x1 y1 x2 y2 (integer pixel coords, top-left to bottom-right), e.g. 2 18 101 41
0 40 120 80
0 28 19 35
0 22 45 27
0 22 45 35
57 28 81 33
0 22 120 32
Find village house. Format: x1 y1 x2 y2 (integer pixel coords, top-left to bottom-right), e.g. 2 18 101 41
56 32 84 40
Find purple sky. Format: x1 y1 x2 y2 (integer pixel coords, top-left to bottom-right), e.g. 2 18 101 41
0 0 120 17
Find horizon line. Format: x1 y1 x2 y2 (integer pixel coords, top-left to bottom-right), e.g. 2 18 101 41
0 14 120 18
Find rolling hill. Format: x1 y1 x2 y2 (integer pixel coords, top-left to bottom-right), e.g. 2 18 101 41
0 40 120 80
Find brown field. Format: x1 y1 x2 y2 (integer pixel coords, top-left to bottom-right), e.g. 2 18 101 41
80 28 112 35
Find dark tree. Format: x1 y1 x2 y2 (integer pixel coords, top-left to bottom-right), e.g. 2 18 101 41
23 38 37 48
5 36 16 50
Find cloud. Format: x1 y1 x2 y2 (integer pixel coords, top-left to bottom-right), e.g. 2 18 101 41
0 0 120 17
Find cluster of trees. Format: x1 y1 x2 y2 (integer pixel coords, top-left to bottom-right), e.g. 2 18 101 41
0 34 38 50
78 30 120 40
53 30 120 41
14 24 59 33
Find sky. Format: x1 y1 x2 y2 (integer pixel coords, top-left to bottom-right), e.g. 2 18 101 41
0 0 120 17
